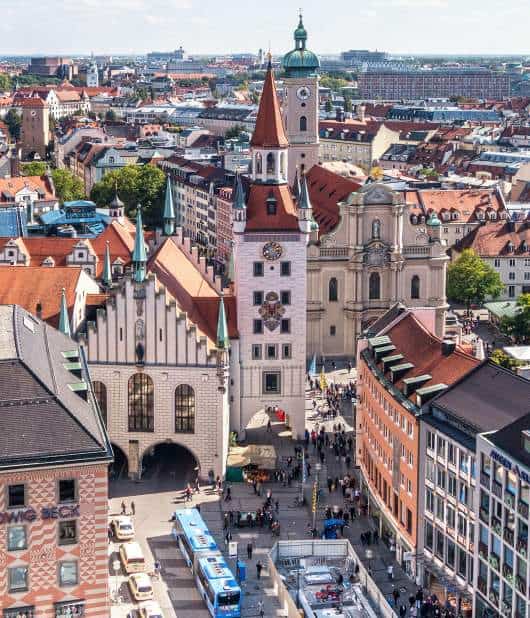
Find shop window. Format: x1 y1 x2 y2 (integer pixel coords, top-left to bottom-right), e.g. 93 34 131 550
175 385 195 433
8 566 28 592
4 608 35 618
59 561 78 587
55 601 85 618
8 484 25 508
7 525 27 551
58 519 78 545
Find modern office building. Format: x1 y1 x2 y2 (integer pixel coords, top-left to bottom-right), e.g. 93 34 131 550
475 409 530 618
358 68 511 100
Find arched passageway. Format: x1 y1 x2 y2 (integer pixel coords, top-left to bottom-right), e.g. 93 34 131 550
141 442 199 490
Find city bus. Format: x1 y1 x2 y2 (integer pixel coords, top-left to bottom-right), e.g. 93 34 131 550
172 508 218 569
196 554 242 617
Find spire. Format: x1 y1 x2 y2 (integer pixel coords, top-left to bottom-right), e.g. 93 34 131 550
232 173 246 210
110 182 124 219
216 293 230 350
294 11 308 49
299 172 312 210
58 288 71 337
250 62 289 149
163 175 176 235
102 240 112 287
132 205 147 283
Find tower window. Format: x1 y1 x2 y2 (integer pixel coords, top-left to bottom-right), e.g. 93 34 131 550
300 116 307 132
253 319 263 334
280 290 291 305
255 152 262 174
329 277 338 302
330 325 336 336
280 261 291 276
253 291 264 306
411 275 420 299
280 319 291 334
266 152 274 174
253 262 264 277
266 196 277 215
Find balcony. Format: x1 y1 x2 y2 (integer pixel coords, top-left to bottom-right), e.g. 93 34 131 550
504 527 515 545
517 500 529 518
319 247 349 259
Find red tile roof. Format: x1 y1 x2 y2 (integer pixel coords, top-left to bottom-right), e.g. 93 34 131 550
459 221 530 257
306 164 362 236
16 97 46 108
0 176 55 202
250 66 288 149
385 312 480 399
244 184 299 232
0 266 82 328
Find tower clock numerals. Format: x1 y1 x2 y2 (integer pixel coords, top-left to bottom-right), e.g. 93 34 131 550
262 241 283 261
296 86 311 100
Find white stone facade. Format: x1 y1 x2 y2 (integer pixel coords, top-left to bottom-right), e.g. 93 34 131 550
84 275 230 480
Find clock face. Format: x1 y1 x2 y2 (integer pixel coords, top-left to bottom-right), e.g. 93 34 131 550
296 86 311 101
262 241 283 261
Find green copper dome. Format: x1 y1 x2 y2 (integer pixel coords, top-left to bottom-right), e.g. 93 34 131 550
427 211 441 227
282 14 320 78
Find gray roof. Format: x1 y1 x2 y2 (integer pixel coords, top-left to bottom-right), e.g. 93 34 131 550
0 305 112 469
487 412 530 469
430 361 530 434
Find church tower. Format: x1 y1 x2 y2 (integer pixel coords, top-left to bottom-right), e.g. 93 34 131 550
87 60 99 87
233 59 308 439
282 13 320 184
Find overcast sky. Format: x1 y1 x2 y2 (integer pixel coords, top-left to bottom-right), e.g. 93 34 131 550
2 0 528 56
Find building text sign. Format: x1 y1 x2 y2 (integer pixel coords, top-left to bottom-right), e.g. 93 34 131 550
0 504 79 525
490 450 530 483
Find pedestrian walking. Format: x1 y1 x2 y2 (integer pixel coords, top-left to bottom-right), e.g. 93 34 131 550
225 486 232 502
120 501 126 515
130 501 135 516
387 564 394 580
267 419 272 432
256 561 263 580
393 587 400 605
247 542 253 560
257 600 264 618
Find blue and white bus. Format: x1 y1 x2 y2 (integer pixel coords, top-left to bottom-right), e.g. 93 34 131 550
172 508 218 569
196 555 242 617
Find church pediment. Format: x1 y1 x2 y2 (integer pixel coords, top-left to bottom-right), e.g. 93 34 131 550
363 239 391 267
361 183 395 205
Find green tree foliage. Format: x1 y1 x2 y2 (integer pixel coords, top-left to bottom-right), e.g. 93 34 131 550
21 161 47 176
4 108 21 140
225 124 246 139
105 109 117 122
320 76 350 92
51 169 85 202
490 349 521 370
447 249 504 311
325 99 334 113
90 165 165 226
343 96 353 113
0 74 12 91
499 293 530 343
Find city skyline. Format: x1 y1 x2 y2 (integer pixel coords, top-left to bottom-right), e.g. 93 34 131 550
1 0 528 57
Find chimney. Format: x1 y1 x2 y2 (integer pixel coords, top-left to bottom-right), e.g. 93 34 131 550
441 339 456 356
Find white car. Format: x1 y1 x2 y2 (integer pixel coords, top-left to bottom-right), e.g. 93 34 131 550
138 600 164 618
111 516 135 541
128 572 154 601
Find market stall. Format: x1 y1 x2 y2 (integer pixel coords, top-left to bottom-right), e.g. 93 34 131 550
225 444 278 482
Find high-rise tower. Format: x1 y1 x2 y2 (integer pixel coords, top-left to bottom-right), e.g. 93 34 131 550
282 13 320 184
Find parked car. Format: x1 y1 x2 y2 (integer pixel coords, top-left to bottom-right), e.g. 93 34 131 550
138 600 164 618
111 516 135 541
128 572 154 601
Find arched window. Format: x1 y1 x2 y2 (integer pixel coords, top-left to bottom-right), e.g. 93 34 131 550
329 277 338 302
266 152 275 174
255 152 262 174
128 373 154 432
175 385 195 433
411 275 420 299
372 219 381 240
369 272 381 300
92 380 107 427
300 115 307 132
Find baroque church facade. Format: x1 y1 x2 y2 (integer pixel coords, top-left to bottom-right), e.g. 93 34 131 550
280 17 449 358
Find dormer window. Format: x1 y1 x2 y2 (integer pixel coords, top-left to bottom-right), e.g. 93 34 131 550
411 215 418 225
442 212 450 222
521 241 528 252
488 211 497 220
507 241 514 253
451 211 459 220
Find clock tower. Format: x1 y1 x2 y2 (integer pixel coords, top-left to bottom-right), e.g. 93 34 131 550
282 13 320 185
233 59 310 440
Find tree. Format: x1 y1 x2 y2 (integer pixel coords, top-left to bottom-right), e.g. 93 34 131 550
500 293 530 343
0 73 11 91
343 96 353 113
51 168 85 202
320 76 350 92
225 124 246 140
21 161 47 176
447 249 504 312
4 108 21 141
105 109 117 122
325 99 333 114
490 349 521 371
90 164 165 226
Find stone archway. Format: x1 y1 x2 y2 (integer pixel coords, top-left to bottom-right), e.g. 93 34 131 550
140 441 200 489
109 443 129 480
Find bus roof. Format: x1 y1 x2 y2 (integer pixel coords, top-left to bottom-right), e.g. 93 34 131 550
198 554 234 579
209 577 240 594
174 509 218 552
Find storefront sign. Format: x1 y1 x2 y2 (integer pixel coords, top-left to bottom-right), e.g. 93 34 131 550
0 504 79 525
490 450 530 483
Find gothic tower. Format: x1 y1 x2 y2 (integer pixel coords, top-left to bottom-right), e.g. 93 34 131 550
233 59 308 439
282 13 320 184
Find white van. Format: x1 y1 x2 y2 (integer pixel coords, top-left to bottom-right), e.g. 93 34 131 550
119 541 145 574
